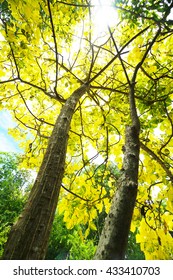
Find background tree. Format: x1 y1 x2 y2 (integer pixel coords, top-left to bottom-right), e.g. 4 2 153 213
94 0 173 259
0 0 173 259
0 152 31 257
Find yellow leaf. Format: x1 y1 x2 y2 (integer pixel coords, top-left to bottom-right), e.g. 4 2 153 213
0 69 5 77
90 208 97 219
96 201 103 213
130 222 136 233
136 233 143 243
66 219 74 230
89 222 97 231
84 228 90 239
104 198 111 214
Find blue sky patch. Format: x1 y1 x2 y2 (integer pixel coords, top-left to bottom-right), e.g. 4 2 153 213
0 110 22 153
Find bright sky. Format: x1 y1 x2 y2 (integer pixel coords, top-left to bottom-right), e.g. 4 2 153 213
93 0 118 33
93 0 117 27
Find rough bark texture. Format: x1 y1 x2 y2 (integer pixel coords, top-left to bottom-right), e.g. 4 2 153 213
94 125 140 259
2 84 88 260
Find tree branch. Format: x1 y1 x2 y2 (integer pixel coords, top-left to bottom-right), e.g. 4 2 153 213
89 25 150 83
140 141 173 182
55 1 94 8
132 26 161 84
47 0 66 102
61 184 91 202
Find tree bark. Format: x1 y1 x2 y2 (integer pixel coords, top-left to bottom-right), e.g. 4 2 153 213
2 84 88 260
94 124 140 259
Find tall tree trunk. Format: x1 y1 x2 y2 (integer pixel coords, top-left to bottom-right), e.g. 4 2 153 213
3 84 88 260
94 124 140 259
94 80 140 259
94 26 161 259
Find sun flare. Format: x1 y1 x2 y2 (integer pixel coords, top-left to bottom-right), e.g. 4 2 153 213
93 0 118 34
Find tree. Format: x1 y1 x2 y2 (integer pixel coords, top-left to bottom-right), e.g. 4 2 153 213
94 0 173 259
0 152 31 257
0 0 173 259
